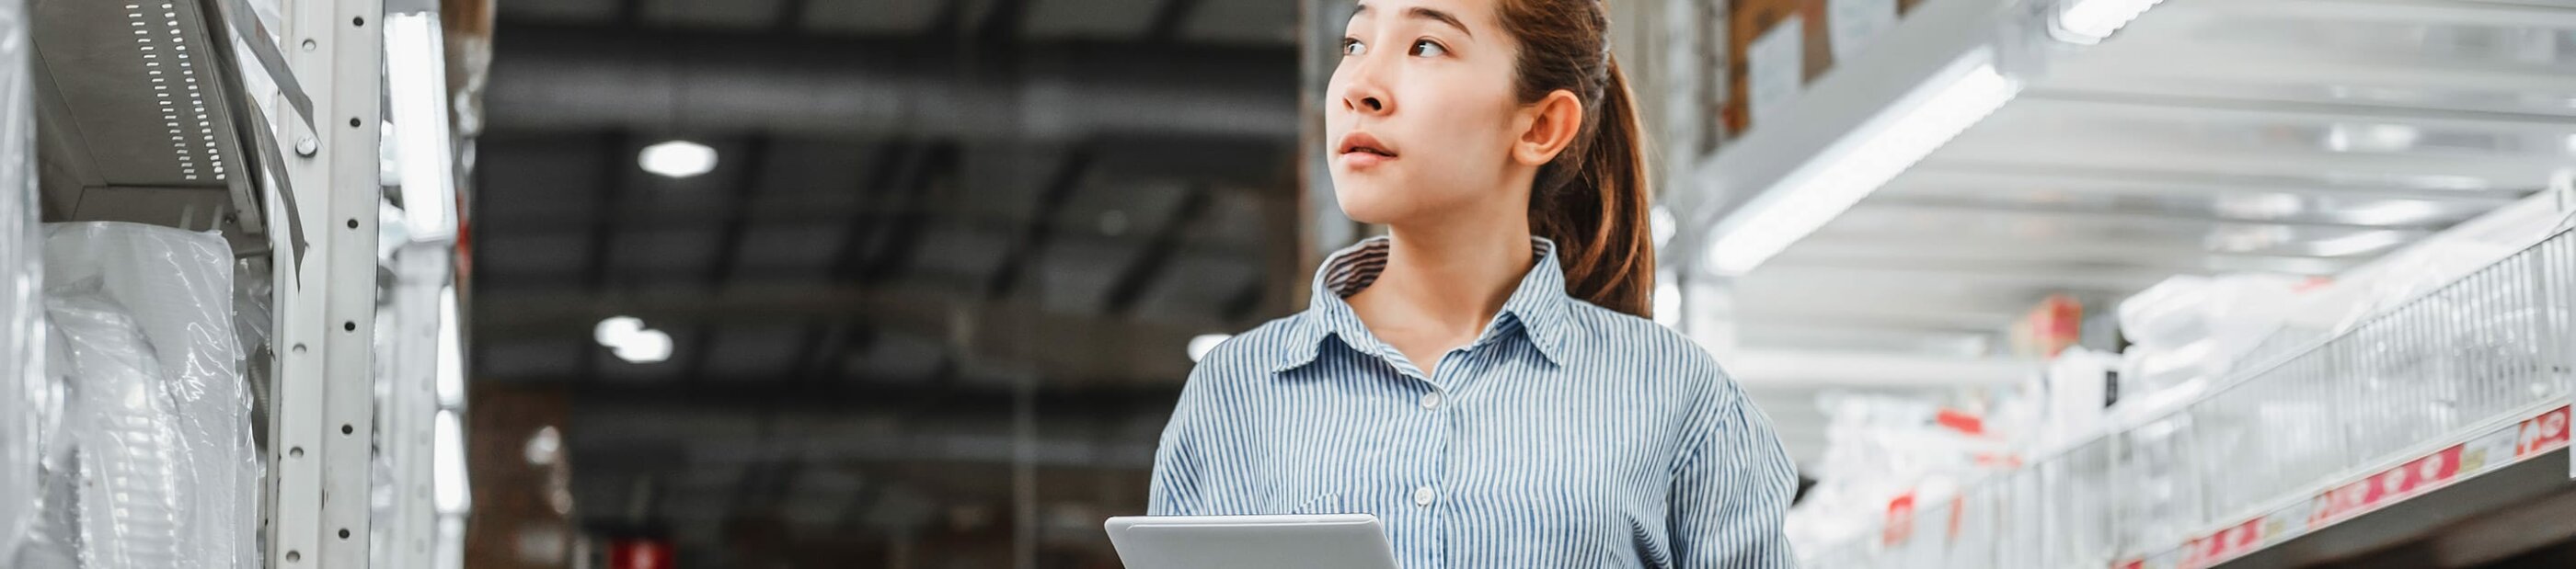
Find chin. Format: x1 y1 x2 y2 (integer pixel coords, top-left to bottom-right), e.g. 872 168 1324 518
1328 176 1409 225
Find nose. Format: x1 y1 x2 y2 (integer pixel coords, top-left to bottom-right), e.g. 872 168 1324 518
1337 60 1394 116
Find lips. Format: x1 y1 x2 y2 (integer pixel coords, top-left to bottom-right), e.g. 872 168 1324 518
1337 132 1397 159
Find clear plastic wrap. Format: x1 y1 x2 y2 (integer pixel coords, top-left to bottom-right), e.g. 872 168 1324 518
51 293 192 569
1 0 43 557
37 222 251 569
9 319 77 569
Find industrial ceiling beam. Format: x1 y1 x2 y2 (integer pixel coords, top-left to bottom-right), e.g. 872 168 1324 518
684 134 773 382
1102 184 1213 314
476 284 1219 384
983 148 1094 300
483 22 1297 141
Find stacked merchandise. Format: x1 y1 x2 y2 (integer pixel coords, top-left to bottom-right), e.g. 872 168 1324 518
13 223 258 569
1784 393 2029 565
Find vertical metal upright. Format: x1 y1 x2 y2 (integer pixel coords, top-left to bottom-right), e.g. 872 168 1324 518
269 0 384 566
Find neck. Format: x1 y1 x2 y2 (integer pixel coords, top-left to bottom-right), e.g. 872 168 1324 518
1353 219 1535 337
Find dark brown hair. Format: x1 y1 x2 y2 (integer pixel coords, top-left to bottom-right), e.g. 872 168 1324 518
1497 0 1654 318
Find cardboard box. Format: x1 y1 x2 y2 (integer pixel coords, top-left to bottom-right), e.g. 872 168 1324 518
1724 0 1830 134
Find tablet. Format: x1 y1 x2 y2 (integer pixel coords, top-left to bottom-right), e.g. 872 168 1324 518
1105 514 1400 569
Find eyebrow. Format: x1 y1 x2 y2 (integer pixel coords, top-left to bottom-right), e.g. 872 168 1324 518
1352 3 1476 39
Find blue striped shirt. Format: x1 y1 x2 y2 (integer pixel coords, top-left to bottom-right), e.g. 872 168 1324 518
1149 236 1798 568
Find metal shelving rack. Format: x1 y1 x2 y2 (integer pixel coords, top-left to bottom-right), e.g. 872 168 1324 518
1802 222 2576 568
1650 0 2576 566
24 0 464 566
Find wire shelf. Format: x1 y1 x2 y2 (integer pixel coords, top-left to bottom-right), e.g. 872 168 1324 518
1803 225 2576 569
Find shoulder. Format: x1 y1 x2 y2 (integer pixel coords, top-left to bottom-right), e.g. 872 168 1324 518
1556 301 1742 398
1179 313 1311 394
1191 314 1305 373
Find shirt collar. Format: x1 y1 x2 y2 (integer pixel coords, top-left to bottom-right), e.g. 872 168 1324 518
1275 235 1572 372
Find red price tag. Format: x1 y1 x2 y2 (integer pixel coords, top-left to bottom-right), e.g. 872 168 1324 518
2520 407 2570 458
2406 446 2464 493
2308 481 2368 526
2118 559 2145 569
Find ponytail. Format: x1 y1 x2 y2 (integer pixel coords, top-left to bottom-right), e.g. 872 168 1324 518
1502 0 1655 318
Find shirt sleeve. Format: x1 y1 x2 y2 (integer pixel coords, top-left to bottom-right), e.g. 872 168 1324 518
1670 381 1800 568
1146 364 1213 516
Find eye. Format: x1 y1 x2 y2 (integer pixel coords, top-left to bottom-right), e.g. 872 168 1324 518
1341 38 1366 56
1409 40 1446 57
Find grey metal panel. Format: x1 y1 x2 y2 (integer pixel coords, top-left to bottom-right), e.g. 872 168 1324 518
31 0 247 188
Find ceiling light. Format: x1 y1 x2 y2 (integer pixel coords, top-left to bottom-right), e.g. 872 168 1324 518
1704 51 2018 275
2053 0 2166 44
638 140 717 179
2214 193 2304 220
594 315 673 364
1187 334 1233 362
593 316 642 346
2341 200 2444 226
2323 123 2420 154
2306 230 2409 257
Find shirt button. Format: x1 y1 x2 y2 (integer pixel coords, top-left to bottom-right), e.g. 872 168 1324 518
1419 392 1443 410
1412 486 1436 506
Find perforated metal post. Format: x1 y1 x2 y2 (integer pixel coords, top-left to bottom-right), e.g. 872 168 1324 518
268 0 382 566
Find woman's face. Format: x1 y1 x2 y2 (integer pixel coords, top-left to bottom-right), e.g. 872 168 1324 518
1326 0 1531 226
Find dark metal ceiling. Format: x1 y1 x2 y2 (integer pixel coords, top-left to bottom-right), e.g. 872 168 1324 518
467 0 1301 564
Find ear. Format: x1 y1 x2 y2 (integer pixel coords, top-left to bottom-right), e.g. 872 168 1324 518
1512 89 1585 167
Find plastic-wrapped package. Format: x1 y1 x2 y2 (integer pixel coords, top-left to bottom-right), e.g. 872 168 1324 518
1 0 44 557
10 320 77 569
51 294 193 569
40 222 249 569
2112 274 2304 415
227 258 272 569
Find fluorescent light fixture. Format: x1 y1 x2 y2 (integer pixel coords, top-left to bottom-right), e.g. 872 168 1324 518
2054 0 2166 43
386 13 459 242
2214 193 2304 221
2341 199 2444 226
1187 334 1232 362
593 315 673 364
2323 123 2420 154
432 409 471 514
435 285 465 406
2306 230 2409 257
639 140 718 178
1703 51 2018 275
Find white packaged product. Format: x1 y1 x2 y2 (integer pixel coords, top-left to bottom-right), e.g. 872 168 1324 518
37 222 251 569
1 0 43 558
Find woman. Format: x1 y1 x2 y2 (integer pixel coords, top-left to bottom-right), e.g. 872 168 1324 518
1147 0 1797 566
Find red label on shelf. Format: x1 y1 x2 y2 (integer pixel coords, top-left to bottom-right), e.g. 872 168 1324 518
2115 404 2574 569
2519 406 2570 458
1883 492 1915 546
